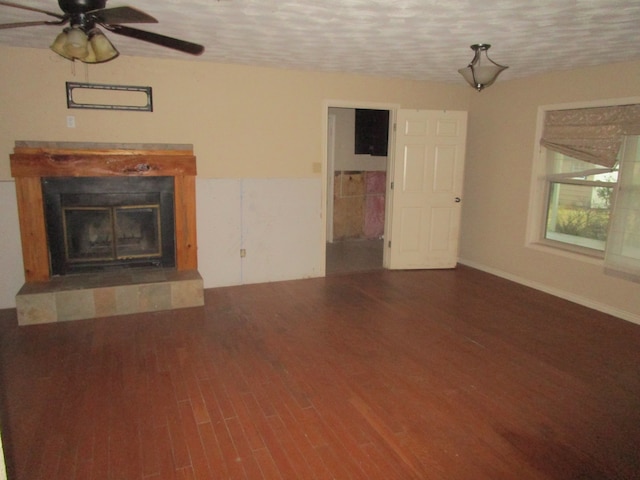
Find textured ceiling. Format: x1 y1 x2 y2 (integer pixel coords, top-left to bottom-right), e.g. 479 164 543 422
1 0 640 86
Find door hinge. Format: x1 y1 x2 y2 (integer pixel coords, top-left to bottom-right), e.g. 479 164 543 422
388 240 391 248
393 123 397 132
390 181 394 190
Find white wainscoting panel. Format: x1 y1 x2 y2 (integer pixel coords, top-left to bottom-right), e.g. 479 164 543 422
0 181 25 309
241 178 323 284
196 178 243 288
196 178 323 289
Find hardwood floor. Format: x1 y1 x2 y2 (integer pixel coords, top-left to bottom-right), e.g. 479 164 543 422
0 266 639 479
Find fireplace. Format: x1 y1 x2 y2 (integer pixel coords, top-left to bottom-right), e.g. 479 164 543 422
43 176 176 275
10 141 203 325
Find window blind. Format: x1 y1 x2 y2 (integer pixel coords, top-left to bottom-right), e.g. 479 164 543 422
605 136 640 282
541 104 640 168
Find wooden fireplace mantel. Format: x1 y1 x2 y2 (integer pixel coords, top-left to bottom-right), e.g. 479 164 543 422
10 142 198 282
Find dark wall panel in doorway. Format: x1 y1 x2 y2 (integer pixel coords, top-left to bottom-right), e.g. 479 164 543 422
355 109 390 156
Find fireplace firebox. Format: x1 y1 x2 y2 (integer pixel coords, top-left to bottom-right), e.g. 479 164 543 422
43 176 176 275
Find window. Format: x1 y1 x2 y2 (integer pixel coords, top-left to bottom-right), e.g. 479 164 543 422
544 150 618 252
605 135 640 280
531 101 640 280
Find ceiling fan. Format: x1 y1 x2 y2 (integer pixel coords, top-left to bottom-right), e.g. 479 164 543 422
0 0 204 63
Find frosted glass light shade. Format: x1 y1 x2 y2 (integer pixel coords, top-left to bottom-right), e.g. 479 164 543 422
458 44 508 91
64 28 89 58
87 29 119 63
50 31 73 60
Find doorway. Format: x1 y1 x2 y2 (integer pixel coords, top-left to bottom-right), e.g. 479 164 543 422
325 105 393 275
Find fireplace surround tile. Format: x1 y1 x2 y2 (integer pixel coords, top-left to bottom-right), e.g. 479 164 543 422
94 287 118 317
16 268 204 325
172 276 206 309
115 285 140 316
139 283 173 312
15 293 57 325
56 289 95 322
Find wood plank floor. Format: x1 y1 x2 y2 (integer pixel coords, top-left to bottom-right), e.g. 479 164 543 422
0 266 639 479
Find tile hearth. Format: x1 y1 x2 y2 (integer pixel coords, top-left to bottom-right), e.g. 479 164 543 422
16 268 203 325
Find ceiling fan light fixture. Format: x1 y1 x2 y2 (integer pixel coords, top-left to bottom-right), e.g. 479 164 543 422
50 27 90 60
8 1 205 62
50 26 119 64
87 28 119 63
458 44 508 91
50 30 74 60
64 27 89 58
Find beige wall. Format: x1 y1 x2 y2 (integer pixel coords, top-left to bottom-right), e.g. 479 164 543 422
459 60 640 322
1 45 638 323
0 45 469 308
0 46 469 180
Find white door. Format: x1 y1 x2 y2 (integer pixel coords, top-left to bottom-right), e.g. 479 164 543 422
388 109 467 269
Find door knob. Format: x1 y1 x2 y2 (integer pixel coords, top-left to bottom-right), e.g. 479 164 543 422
454 197 461 203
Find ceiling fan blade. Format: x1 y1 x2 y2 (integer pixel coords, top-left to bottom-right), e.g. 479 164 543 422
90 6 157 25
103 24 204 56
0 19 65 29
0 1 65 20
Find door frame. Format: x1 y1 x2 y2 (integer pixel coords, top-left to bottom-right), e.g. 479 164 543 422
326 113 336 243
321 100 400 275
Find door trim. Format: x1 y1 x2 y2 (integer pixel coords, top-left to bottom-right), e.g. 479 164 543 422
326 113 336 243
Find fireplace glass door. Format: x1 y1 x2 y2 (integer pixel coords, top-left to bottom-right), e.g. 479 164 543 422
63 204 162 263
43 176 175 275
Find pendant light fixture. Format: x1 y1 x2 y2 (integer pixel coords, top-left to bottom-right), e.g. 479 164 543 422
458 44 508 91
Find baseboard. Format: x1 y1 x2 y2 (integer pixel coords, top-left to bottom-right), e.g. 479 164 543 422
458 258 640 326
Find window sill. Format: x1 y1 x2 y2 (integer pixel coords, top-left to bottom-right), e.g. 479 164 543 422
544 231 605 251
526 240 604 266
